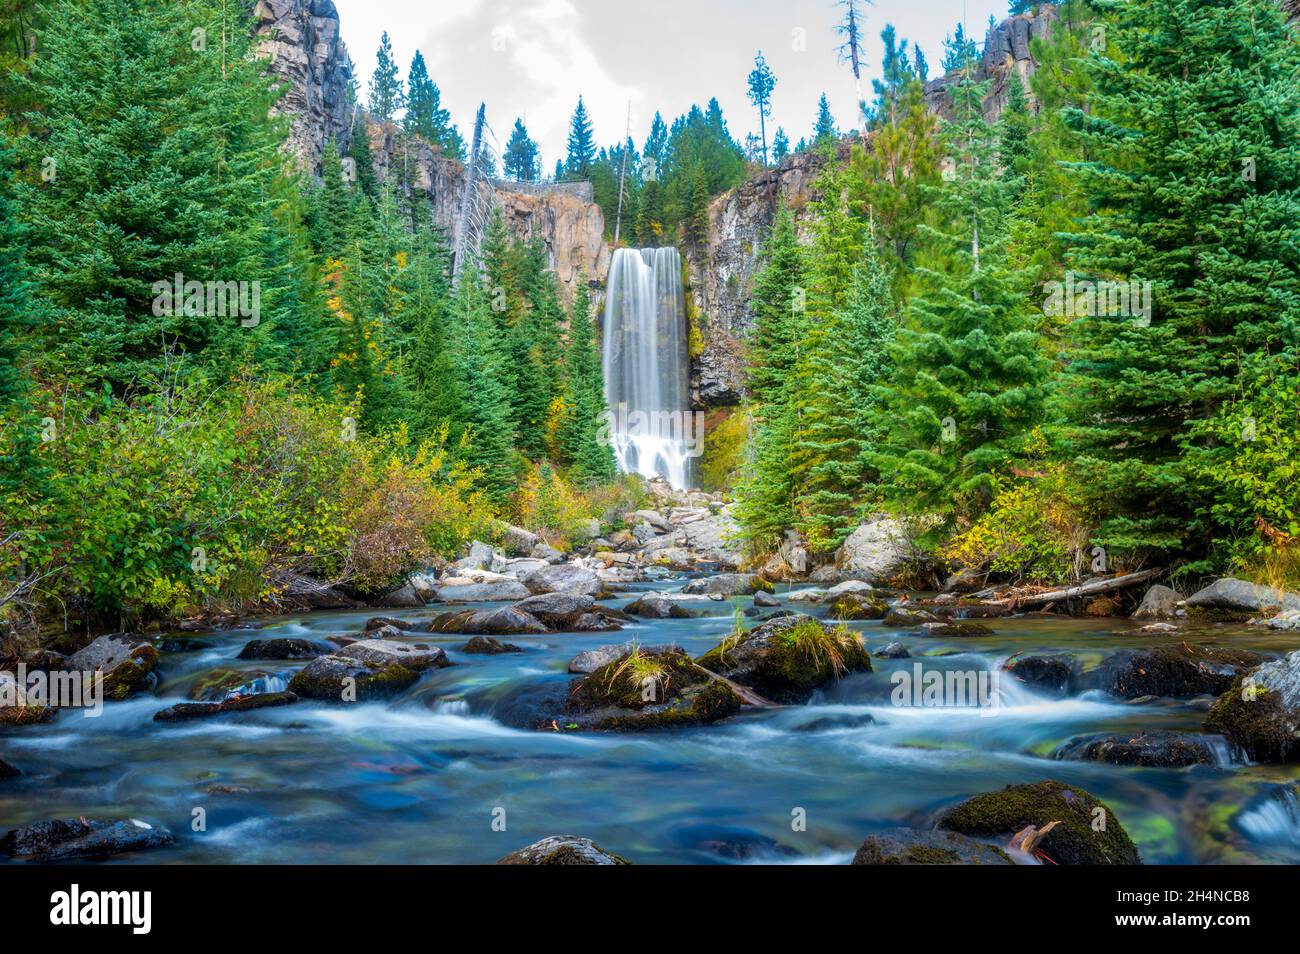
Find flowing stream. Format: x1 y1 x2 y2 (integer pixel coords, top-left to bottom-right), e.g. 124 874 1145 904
602 247 692 490
3 574 1299 865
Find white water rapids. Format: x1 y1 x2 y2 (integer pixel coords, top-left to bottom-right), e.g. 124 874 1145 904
602 247 692 490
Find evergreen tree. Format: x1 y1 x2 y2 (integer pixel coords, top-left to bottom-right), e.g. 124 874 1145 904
404 51 463 158
941 22 979 75
1054 0 1300 558
503 118 540 181
558 275 616 483
746 50 776 165
346 114 378 196
446 262 518 502
772 127 790 163
795 233 896 549
0 126 47 505
870 25 917 127
16 0 282 387
813 94 838 147
734 202 806 551
368 31 404 121
564 96 596 179
869 73 1050 531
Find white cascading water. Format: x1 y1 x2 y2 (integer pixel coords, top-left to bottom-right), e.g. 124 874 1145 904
602 247 692 490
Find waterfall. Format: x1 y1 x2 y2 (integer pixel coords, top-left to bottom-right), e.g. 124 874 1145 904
602 247 692 490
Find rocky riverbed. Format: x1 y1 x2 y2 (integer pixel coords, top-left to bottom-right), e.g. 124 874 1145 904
3 498 1300 865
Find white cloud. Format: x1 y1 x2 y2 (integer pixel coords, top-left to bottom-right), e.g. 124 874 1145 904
333 0 1008 166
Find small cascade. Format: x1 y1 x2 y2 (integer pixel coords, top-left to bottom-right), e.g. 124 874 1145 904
602 247 692 490
1238 783 1300 849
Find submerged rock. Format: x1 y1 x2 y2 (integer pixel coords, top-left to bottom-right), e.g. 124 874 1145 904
877 641 911 659
461 636 525 655
1054 731 1220 767
1204 649 1300 763
681 573 773 597
920 620 994 637
0 758 19 780
237 637 329 660
938 780 1140 865
495 835 630 865
696 614 872 704
63 634 159 700
551 646 742 731
0 818 175 862
154 691 299 722
852 828 1012 865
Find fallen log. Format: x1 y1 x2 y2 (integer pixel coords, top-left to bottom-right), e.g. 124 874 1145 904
985 568 1164 611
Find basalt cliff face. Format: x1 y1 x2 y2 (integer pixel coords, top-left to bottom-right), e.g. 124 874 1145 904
685 7 1060 407
253 0 608 299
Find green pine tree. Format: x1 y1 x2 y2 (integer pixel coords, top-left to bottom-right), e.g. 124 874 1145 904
559 274 616 483
368 31 404 121
565 96 596 179
1054 0 1300 559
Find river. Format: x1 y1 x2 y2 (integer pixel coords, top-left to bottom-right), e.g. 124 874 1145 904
3 572 1298 864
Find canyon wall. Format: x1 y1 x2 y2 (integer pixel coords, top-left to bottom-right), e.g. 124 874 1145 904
253 0 608 299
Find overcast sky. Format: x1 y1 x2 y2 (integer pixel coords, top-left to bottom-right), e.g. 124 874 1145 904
332 0 1007 167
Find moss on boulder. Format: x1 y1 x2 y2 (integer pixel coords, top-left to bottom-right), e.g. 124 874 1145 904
495 835 630 865
696 614 872 704
1204 650 1300 763
852 828 1013 865
938 780 1140 865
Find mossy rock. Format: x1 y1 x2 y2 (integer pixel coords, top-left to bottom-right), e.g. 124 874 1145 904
495 835 630 865
555 647 742 731
287 654 421 701
1086 644 1264 699
696 614 872 704
852 828 1012 865
938 780 1140 865
1204 677 1300 764
1054 731 1219 767
829 592 889 621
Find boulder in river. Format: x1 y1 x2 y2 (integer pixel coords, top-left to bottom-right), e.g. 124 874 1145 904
1131 584 1183 620
0 758 19 780
852 828 1013 865
828 591 890 621
568 644 631 674
876 641 911 659
753 589 780 608
1087 644 1265 699
499 523 540 556
63 634 159 700
0 672 55 725
288 643 440 701
0 818 175 862
920 620 994 637
1185 577 1300 618
514 592 595 627
1054 731 1221 767
237 637 329 661
372 580 425 608
1003 654 1077 695
696 614 872 705
938 780 1140 865
434 579 532 602
553 646 743 731
624 594 694 619
523 563 602 597
461 636 525 655
836 518 908 583
1203 649 1300 763
680 573 773 597
154 691 299 722
882 607 942 627
430 606 549 636
495 835 630 865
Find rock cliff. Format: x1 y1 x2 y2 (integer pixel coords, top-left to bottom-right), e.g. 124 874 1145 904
253 0 607 300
